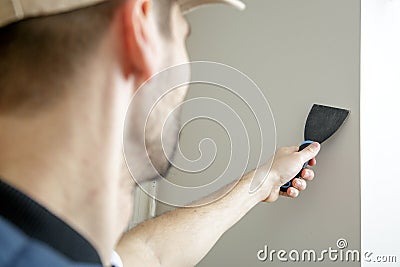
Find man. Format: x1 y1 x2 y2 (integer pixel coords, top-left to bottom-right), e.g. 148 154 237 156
0 0 320 266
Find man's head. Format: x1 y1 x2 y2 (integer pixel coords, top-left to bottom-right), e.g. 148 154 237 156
0 0 243 175
0 0 244 250
0 0 180 112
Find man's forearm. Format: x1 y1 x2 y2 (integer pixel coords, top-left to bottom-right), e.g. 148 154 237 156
117 168 273 267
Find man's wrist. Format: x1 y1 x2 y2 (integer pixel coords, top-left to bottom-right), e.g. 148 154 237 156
245 167 277 203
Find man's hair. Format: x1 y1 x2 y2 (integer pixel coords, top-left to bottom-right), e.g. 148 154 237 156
0 0 174 114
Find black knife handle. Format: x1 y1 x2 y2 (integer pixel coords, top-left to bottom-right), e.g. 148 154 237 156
280 140 314 192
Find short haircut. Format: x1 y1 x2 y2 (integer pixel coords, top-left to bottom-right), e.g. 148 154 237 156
0 0 174 114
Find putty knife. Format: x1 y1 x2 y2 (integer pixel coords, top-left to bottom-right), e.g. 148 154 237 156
280 104 350 192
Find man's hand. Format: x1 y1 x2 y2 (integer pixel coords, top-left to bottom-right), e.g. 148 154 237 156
263 142 320 202
117 142 321 267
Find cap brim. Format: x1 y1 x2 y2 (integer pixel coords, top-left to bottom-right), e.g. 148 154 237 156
0 0 245 28
178 0 246 14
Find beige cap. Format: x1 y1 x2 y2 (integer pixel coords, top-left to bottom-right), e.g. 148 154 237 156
0 0 245 28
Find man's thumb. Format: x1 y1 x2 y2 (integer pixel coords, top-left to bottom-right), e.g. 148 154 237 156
299 142 320 162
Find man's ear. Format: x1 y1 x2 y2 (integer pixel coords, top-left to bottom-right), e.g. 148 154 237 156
120 0 159 84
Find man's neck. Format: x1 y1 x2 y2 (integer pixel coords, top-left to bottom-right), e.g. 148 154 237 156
0 85 127 265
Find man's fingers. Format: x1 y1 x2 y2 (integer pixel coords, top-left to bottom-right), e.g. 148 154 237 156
301 169 314 181
267 186 300 201
308 158 317 166
299 142 320 162
278 186 303 198
287 187 299 198
292 178 307 191
279 187 299 198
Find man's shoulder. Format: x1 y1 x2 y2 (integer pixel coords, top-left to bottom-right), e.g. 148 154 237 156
0 217 101 267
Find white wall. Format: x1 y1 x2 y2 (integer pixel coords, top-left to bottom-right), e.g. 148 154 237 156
361 0 400 265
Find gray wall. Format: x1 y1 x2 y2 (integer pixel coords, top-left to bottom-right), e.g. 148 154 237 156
157 0 361 266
